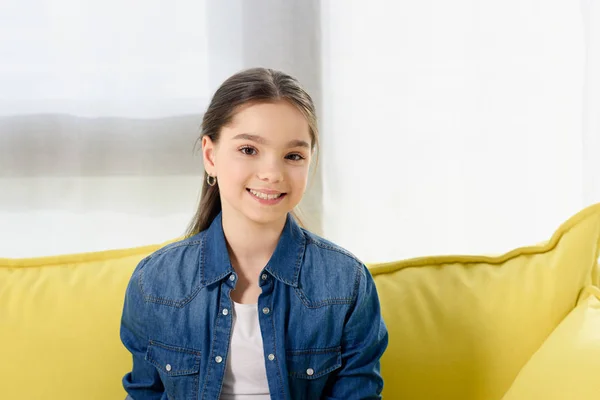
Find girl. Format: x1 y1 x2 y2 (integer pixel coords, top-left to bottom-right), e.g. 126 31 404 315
120 68 388 399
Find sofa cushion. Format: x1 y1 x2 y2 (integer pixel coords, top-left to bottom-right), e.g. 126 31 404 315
370 203 600 400
500 286 600 400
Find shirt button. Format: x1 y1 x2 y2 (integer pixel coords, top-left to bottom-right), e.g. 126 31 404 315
222 308 229 316
262 307 270 315
306 368 314 376
261 273 268 281
215 356 223 363
268 353 275 361
165 364 172 372
229 275 236 281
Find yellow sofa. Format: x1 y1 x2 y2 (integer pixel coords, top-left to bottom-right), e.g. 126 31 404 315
2 204 600 400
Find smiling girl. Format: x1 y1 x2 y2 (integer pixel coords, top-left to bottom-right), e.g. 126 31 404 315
120 68 388 400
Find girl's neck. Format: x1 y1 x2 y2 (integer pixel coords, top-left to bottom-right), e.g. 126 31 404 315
221 210 287 273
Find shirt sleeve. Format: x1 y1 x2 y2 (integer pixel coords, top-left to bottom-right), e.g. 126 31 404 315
324 264 389 399
120 258 168 400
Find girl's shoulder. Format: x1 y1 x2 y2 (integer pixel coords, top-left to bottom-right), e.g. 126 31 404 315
296 229 372 304
144 233 204 262
301 228 363 265
129 233 205 293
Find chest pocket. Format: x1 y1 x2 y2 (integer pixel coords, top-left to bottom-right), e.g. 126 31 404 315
146 340 201 400
286 347 342 397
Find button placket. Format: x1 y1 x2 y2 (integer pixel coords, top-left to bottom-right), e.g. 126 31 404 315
257 284 280 392
202 280 234 398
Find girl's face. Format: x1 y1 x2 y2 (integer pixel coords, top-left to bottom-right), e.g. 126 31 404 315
202 101 313 228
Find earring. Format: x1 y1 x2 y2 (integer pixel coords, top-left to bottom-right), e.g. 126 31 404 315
206 175 217 187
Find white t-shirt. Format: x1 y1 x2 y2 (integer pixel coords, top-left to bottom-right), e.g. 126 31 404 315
220 302 271 399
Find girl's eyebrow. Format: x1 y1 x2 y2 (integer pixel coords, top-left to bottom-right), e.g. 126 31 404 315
233 133 310 149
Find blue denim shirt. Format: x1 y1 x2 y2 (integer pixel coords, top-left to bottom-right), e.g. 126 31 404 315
120 212 388 399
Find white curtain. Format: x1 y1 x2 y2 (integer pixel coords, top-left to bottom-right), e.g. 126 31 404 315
0 0 321 258
1 0 597 263
320 0 590 262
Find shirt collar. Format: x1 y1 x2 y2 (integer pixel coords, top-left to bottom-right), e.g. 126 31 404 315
201 212 306 287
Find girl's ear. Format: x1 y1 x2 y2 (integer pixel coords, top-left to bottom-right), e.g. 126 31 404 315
202 136 216 175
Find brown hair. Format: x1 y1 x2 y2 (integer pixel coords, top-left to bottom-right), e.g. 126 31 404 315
185 67 319 237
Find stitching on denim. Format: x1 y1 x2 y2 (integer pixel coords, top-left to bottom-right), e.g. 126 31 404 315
137 261 148 299
292 233 307 285
304 235 359 261
288 361 342 380
138 237 214 307
192 373 199 400
146 239 203 261
144 295 177 306
268 270 295 286
148 359 199 376
341 263 365 347
287 350 342 379
200 231 206 285
293 287 353 308
142 281 206 308
201 288 223 400
351 263 362 304
147 341 201 376
291 235 363 307
267 270 295 286
286 346 341 356
137 235 209 307
264 229 306 287
268 296 285 400
148 339 202 355
293 286 310 307
214 296 228 400
142 278 227 307
202 271 232 287
265 261 296 286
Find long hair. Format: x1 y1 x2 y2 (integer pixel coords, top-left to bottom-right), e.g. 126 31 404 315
185 68 319 237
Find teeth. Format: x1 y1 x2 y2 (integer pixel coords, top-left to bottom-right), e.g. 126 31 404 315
249 189 282 200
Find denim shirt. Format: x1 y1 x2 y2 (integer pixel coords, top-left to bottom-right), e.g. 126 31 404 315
120 212 388 400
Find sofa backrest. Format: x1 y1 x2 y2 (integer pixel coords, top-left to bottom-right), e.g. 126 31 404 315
370 203 600 399
0 245 159 399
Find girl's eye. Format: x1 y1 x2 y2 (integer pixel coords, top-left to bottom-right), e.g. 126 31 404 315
286 153 305 161
239 146 257 156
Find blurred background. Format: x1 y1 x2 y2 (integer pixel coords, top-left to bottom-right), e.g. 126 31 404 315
0 0 598 263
